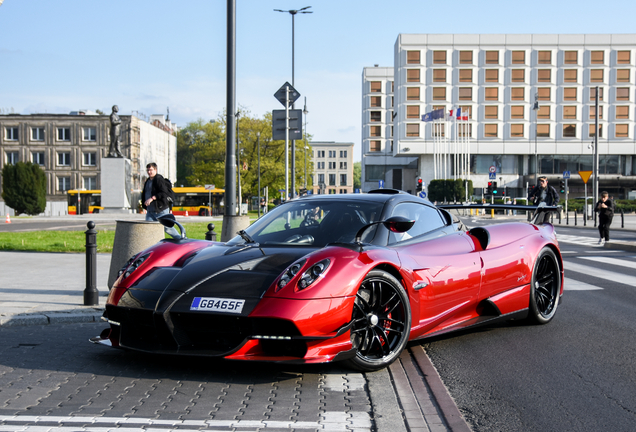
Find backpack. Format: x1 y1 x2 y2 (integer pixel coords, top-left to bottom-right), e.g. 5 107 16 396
163 177 176 207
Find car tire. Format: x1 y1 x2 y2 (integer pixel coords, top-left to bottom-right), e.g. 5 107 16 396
345 269 411 371
528 247 561 324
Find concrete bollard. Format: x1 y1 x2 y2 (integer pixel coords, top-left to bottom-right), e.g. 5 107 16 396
107 220 165 288
84 221 99 306
205 223 217 241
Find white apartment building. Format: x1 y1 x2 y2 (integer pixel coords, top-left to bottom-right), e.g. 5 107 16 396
311 141 354 195
362 66 418 192
381 34 636 199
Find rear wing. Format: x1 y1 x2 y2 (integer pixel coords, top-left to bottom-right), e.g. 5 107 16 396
436 203 562 225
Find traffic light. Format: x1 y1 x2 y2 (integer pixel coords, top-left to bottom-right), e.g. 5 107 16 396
559 179 565 194
487 181 493 194
416 177 423 192
492 181 498 194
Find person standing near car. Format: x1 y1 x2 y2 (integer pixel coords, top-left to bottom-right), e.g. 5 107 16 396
142 162 180 239
528 176 559 206
594 191 614 245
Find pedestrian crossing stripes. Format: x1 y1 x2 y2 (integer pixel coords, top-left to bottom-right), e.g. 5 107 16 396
557 234 605 247
563 255 636 290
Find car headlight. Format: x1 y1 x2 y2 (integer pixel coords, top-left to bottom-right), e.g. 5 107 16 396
117 252 151 280
297 259 330 290
277 259 306 290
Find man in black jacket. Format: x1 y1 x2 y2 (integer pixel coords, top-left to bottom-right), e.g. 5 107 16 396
142 162 179 238
528 176 560 206
594 191 614 245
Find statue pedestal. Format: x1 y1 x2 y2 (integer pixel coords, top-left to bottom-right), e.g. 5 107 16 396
100 157 132 213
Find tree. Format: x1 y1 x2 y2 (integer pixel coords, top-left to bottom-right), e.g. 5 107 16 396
1 161 47 215
353 161 361 191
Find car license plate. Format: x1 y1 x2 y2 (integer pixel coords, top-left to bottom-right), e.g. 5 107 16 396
190 297 245 313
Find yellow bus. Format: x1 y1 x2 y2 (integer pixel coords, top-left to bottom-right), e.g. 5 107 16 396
172 186 224 216
67 190 103 215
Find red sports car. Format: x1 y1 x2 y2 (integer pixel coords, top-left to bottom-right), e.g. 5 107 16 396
92 190 563 371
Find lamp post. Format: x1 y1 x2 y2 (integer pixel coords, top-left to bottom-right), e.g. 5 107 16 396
303 97 308 190
532 93 540 187
236 110 241 213
257 131 261 217
274 5 312 199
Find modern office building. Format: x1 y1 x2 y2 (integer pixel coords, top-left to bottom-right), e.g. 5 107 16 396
310 141 354 195
0 111 177 211
365 34 636 199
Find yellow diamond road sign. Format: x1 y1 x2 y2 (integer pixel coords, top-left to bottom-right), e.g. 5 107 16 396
578 171 593 184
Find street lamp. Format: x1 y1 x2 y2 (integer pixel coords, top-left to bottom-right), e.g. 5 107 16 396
303 97 308 190
532 93 540 187
274 5 312 199
257 131 261 217
236 110 241 213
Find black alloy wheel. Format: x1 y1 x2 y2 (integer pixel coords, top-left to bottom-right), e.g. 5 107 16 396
346 270 411 371
528 247 561 324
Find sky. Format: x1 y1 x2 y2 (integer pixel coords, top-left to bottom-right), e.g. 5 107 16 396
2 0 636 162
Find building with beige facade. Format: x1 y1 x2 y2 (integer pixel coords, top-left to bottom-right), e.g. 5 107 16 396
310 141 354 195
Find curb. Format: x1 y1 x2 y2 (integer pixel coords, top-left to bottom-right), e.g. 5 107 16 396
0 308 104 328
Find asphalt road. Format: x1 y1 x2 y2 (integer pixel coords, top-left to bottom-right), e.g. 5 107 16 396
423 237 636 431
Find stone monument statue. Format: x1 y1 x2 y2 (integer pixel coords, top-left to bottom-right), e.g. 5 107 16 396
108 105 123 158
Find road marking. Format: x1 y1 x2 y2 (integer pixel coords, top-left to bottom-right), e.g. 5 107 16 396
564 277 603 290
557 234 604 247
564 260 636 287
577 256 636 270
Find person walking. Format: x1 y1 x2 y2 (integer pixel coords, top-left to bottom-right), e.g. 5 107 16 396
594 191 614 245
142 162 180 239
528 176 560 206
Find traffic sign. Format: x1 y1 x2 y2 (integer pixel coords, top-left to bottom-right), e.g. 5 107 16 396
379 180 384 189
204 184 216 190
272 109 303 140
419 191 427 199
489 172 496 179
274 82 301 107
578 170 593 184
489 165 497 173
563 171 571 179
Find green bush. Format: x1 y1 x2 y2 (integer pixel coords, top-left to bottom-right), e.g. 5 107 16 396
564 199 636 213
1 161 47 215
428 179 473 203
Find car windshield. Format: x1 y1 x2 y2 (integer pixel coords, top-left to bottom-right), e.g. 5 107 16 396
228 199 385 247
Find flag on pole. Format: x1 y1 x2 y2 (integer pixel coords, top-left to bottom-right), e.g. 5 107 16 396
422 112 433 122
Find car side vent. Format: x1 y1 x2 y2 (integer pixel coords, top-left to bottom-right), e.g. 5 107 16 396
368 189 408 195
469 227 490 250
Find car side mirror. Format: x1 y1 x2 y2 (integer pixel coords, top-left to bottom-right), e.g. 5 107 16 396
157 214 186 239
354 216 415 244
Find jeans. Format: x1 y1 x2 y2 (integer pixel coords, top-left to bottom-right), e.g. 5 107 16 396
146 206 181 239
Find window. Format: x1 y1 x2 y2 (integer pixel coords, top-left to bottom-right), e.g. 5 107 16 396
616 106 629 119
370 126 381 137
617 69 630 82
485 51 499 64
5 126 18 141
564 88 577 101
537 106 550 119
564 69 577 82
31 127 45 141
511 69 525 82
615 124 629 138
340 150 347 158
538 87 551 101
591 51 604 64
589 106 603 120
433 123 445 137
339 161 347 169
5 151 19 164
406 105 420 119
328 150 336 158
370 81 381 92
84 177 97 190
432 69 446 82
538 50 552 64
407 50 420 64
83 152 97 166
317 150 325 157
459 69 472 82
317 161 324 169
328 162 336 169
589 124 603 138
563 106 577 119
511 124 524 137
590 87 604 101
459 105 473 119
616 87 630 101
617 50 631 64
432 87 446 100
485 69 498 82
328 174 336 186
484 124 498 137
433 50 447 64
511 87 524 101
317 174 325 184
83 127 96 141
459 51 473 64
58 176 71 192
538 69 551 82
32 151 45 166
563 124 576 137
407 87 420 100
511 106 524 119
458 87 472 100
484 106 498 119
564 51 578 64
57 127 71 141
370 111 381 122
406 124 419 137
370 141 381 152
458 124 472 137
512 50 525 64
370 96 381 107
485 87 498 101
590 69 604 82
407 69 420 82
58 152 71 166
340 174 347 186
537 124 550 137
